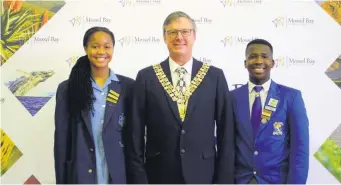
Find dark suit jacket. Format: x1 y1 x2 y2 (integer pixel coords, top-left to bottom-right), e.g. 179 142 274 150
232 81 309 184
54 75 134 184
125 58 235 184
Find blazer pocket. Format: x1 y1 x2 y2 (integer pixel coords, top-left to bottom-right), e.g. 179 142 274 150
202 149 215 159
145 151 161 159
270 134 286 141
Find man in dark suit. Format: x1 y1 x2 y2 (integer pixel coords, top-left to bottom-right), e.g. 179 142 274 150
125 11 235 184
232 39 309 184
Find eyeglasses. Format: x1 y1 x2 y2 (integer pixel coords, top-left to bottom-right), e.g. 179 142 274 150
166 29 193 38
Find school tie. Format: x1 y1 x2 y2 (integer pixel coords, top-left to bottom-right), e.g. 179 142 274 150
251 86 263 138
175 67 187 121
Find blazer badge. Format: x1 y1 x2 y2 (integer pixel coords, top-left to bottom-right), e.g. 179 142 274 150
273 122 283 135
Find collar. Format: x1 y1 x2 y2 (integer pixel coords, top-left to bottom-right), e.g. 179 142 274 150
108 69 119 82
169 57 193 75
91 69 119 89
248 79 272 94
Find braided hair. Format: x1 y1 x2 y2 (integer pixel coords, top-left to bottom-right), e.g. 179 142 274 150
68 26 115 119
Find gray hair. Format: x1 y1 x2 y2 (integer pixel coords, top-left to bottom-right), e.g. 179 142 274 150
163 11 197 36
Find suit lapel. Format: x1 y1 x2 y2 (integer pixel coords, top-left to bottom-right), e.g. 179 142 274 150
103 80 123 131
257 81 280 136
190 59 201 81
160 60 182 123
237 84 253 147
183 59 202 123
80 80 123 142
81 107 93 140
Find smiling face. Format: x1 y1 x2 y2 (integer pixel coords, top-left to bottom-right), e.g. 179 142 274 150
84 31 114 70
164 17 196 61
245 44 274 85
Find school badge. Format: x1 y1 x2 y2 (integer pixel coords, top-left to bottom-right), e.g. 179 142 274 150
106 90 120 104
273 122 283 135
118 113 125 127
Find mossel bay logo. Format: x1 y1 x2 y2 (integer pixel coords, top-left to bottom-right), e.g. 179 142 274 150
25 36 59 46
69 16 82 26
118 36 161 47
193 17 213 24
221 36 233 47
272 16 314 27
118 0 161 7
69 16 111 26
221 36 259 47
197 57 213 64
272 17 285 27
274 56 316 68
66 56 79 67
220 0 233 7
220 0 262 7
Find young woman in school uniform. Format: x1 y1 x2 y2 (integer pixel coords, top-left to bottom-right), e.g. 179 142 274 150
54 26 134 184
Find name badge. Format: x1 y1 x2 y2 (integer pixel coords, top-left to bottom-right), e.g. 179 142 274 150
265 105 276 112
268 98 279 108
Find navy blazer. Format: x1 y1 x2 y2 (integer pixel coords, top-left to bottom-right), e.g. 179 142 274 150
54 75 134 184
125 58 235 184
232 81 309 184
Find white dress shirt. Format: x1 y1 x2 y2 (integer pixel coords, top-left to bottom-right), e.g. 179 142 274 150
169 57 193 88
248 79 272 116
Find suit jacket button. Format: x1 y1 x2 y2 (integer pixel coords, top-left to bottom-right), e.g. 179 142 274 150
88 169 93 173
90 148 94 152
180 149 185 154
181 130 186 134
119 141 124 147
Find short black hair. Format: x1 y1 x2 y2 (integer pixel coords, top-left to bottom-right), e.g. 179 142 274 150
246 39 273 54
